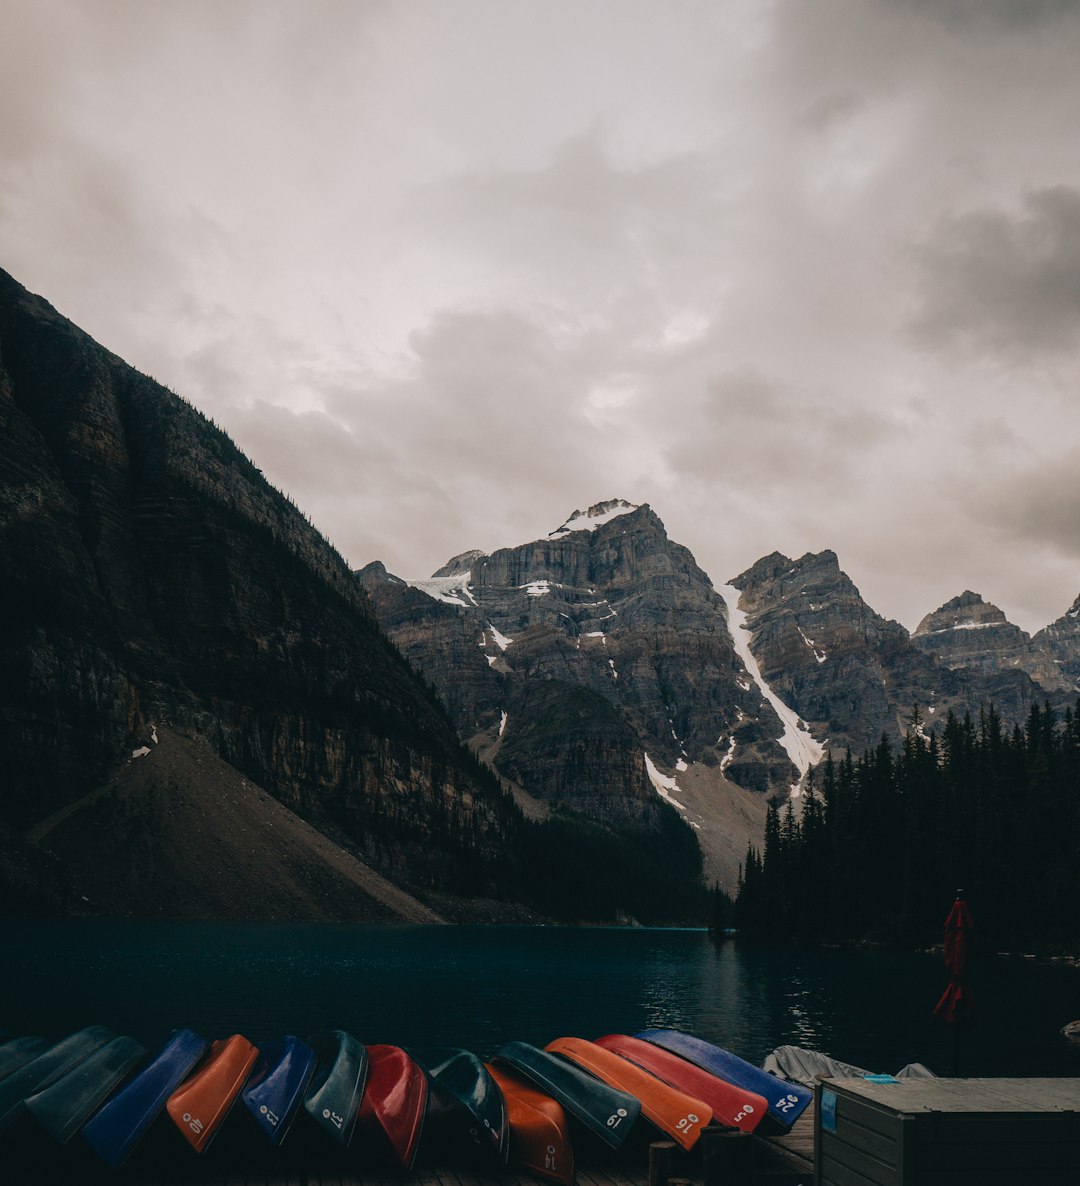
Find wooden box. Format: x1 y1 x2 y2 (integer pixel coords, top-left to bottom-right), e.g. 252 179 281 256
814 1077 1080 1186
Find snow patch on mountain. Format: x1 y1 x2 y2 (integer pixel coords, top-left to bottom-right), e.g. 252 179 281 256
644 753 686 813
550 499 639 536
408 572 476 606
720 583 825 786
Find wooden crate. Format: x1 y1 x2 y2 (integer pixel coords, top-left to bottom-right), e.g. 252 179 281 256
814 1077 1080 1186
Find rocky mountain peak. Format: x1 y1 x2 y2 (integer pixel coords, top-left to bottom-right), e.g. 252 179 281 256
432 549 488 579
1032 592 1080 692
912 591 1072 693
913 591 1008 635
549 498 641 537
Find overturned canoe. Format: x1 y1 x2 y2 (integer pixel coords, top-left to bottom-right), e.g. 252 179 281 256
546 1037 711 1151
303 1030 367 1147
24 1035 147 1144
486 1061 574 1186
494 1040 640 1151
635 1029 811 1131
595 1033 766 1133
356 1044 427 1169
241 1035 316 1146
0 1025 115 1134
0 1036 49 1083
415 1047 508 1165
82 1028 208 1169
166 1033 258 1154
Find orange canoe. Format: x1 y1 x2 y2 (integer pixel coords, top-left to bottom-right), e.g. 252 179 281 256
485 1061 573 1186
593 1034 766 1133
166 1034 258 1154
356 1044 427 1170
545 1037 711 1151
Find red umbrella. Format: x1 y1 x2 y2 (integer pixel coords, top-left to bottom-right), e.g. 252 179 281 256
934 892 974 1024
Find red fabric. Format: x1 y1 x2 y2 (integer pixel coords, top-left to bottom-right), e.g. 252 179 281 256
934 897 974 1024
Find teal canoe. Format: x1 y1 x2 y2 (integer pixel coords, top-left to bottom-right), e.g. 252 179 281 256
0 1026 115 1134
24 1035 147 1144
494 1041 640 1150
303 1030 367 1147
416 1047 509 1165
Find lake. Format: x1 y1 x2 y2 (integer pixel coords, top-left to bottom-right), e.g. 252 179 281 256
4 923 1078 1078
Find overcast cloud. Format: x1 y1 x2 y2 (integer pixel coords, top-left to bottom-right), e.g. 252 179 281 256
3 0 1080 634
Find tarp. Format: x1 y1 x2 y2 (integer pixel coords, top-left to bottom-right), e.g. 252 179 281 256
761 1045 936 1089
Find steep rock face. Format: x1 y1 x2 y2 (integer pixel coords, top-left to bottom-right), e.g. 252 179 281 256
1033 594 1080 692
912 591 1072 693
361 502 814 888
0 268 515 902
731 551 1051 754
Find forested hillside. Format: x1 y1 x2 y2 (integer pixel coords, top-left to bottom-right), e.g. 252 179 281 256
734 701 1080 953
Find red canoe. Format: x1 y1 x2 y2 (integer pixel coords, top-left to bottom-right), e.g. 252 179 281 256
593 1034 767 1133
485 1061 574 1186
166 1034 258 1154
546 1037 711 1151
356 1044 427 1169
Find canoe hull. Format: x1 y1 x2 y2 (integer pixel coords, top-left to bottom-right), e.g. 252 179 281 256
635 1029 811 1131
595 1033 767 1133
486 1061 574 1186
167 1034 258 1154
494 1040 640 1151
303 1030 368 1147
81 1028 209 1169
241 1035 316 1147
356 1044 427 1169
546 1037 711 1151
25 1036 147 1144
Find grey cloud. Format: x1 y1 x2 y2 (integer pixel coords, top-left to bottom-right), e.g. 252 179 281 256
895 0 1080 32
909 186 1080 363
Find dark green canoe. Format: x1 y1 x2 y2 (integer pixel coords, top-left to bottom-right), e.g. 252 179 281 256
0 1036 49 1083
414 1047 509 1165
0 1026 115 1134
24 1035 147 1143
494 1041 640 1150
303 1030 367 1147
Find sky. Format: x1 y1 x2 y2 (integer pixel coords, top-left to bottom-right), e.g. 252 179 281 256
3 0 1080 634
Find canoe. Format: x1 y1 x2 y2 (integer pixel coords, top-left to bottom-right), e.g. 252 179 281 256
81 1028 208 1169
485 1061 574 1186
415 1047 508 1164
166 1034 258 1154
494 1040 640 1151
0 1036 49 1083
594 1034 767 1133
355 1044 427 1169
24 1035 147 1144
303 1030 367 1147
241 1035 316 1146
546 1037 711 1151
0 1025 115 1134
634 1029 811 1131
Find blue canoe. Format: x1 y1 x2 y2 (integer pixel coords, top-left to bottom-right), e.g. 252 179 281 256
415 1047 509 1165
495 1041 640 1150
634 1029 812 1131
81 1028 208 1168
303 1030 367 1147
242 1035 316 1146
24 1035 147 1144
0 1025 115 1133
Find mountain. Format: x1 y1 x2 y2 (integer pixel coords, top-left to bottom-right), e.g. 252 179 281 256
911 590 1073 693
0 267 533 920
1033 594 1080 692
729 551 1058 754
361 500 827 888
365 524 1078 893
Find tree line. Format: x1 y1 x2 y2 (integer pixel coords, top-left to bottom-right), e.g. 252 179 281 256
733 701 1080 954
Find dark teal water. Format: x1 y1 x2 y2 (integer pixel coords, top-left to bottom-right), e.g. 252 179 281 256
3 923 1078 1078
